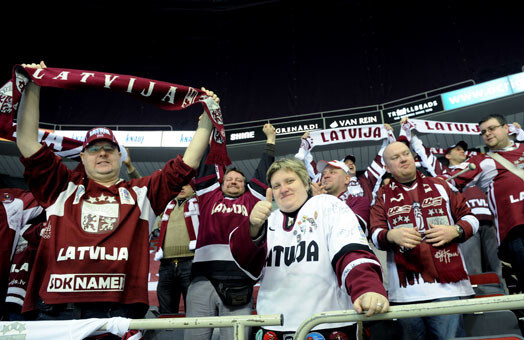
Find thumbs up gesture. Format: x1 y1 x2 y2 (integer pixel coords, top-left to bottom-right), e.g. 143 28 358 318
249 188 273 237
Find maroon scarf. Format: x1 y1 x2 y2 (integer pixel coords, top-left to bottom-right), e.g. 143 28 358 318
383 172 468 287
0 65 231 165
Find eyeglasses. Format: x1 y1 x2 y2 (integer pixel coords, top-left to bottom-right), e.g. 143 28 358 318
480 125 503 136
85 144 117 154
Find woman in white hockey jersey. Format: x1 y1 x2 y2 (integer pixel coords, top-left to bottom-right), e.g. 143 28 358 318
229 158 389 340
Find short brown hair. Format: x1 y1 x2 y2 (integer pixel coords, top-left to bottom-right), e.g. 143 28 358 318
224 167 246 181
267 158 312 196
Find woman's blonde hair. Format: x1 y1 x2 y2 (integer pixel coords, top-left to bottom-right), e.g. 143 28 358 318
266 158 312 196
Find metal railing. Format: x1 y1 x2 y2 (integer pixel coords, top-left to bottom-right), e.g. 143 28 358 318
294 294 524 340
102 313 283 340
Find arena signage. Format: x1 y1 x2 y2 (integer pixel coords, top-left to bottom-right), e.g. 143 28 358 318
384 96 444 123
441 77 512 110
227 118 324 145
273 118 324 136
325 111 382 128
508 72 524 94
226 127 265 145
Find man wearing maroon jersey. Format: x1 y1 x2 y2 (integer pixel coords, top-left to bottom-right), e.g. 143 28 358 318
403 120 502 278
370 142 478 340
184 124 275 340
16 62 218 323
450 114 524 291
0 189 43 319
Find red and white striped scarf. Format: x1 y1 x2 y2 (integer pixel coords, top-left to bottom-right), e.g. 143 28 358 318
382 172 468 287
0 65 230 165
154 196 199 261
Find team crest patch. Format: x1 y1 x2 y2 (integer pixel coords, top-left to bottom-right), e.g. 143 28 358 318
40 222 51 239
0 81 13 114
81 201 119 234
427 216 450 227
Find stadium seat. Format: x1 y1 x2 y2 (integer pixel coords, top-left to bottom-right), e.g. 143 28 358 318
469 272 505 297
462 310 522 337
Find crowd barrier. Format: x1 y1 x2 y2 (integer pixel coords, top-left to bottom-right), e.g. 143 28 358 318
104 313 283 340
1 295 521 339
122 294 523 339
294 294 524 340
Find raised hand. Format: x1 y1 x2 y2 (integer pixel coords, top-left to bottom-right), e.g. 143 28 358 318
249 188 273 237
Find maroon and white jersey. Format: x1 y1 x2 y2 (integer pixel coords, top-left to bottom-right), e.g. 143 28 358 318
451 142 524 244
229 195 385 332
463 186 493 223
5 222 43 310
409 135 493 223
20 146 195 312
193 176 267 281
338 190 370 234
0 189 42 311
369 174 477 302
192 146 273 281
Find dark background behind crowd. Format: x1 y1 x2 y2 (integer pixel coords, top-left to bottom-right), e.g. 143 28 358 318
4 0 524 130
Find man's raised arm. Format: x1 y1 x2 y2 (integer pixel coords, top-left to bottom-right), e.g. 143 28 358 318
182 87 218 169
16 62 47 158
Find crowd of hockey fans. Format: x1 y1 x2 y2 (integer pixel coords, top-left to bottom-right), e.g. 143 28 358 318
0 62 523 340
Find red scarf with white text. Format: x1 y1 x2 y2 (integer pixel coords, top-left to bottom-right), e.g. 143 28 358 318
0 65 230 165
382 172 468 287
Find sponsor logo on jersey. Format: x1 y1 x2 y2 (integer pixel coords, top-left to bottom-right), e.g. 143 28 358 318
47 273 125 292
387 205 411 217
466 198 489 208
266 240 319 267
81 201 119 233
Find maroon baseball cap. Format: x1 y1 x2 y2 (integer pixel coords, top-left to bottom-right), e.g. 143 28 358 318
82 127 120 151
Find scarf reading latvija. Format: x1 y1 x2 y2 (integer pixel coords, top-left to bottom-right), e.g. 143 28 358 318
0 65 231 165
